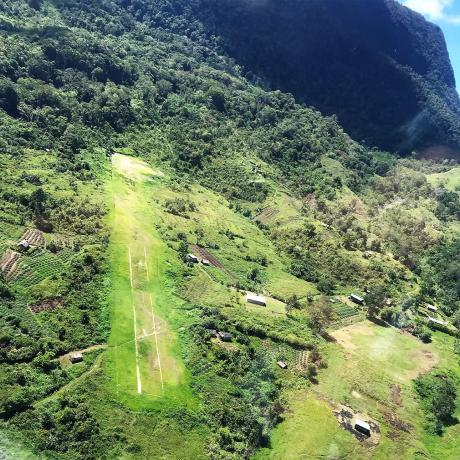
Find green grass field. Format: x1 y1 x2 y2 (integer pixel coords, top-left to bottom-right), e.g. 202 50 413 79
427 167 460 192
105 154 193 407
255 320 459 459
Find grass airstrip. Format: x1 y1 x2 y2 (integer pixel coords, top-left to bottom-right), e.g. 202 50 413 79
105 154 192 407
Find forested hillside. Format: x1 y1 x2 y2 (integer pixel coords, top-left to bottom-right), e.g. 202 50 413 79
172 0 460 155
0 1 459 459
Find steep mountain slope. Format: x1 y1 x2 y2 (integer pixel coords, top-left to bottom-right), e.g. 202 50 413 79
0 1 459 459
186 0 460 155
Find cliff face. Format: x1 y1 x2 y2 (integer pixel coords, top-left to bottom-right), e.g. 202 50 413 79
193 0 460 155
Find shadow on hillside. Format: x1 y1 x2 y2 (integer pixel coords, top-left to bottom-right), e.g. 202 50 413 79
368 316 391 328
443 415 459 429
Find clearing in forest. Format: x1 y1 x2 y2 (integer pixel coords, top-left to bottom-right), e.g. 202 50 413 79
426 166 460 192
105 154 187 405
330 321 438 382
257 320 442 459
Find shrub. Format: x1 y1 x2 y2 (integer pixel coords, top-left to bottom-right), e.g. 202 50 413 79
414 371 457 434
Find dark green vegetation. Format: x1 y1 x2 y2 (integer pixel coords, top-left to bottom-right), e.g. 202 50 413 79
415 371 457 434
188 0 460 155
0 0 459 459
419 238 460 318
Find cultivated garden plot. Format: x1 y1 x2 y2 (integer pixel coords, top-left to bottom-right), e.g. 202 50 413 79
0 249 21 280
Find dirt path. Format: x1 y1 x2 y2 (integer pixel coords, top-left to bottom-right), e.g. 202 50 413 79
57 344 107 363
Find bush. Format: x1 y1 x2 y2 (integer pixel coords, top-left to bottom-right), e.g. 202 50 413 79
414 371 457 434
164 197 196 217
413 323 432 343
0 280 14 299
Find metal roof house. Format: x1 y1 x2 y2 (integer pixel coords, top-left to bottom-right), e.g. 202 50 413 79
426 304 437 312
17 240 30 250
207 329 218 338
218 331 232 342
354 419 371 437
202 259 211 266
246 292 267 307
349 294 364 305
187 254 199 263
69 352 83 364
277 361 288 369
428 317 448 327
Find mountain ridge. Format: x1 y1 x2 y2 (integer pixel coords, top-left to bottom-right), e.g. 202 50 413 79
178 0 460 156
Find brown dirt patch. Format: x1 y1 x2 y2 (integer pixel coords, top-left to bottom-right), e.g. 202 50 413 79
382 409 412 435
333 403 381 446
390 384 403 406
255 206 279 224
408 349 438 379
29 297 64 314
191 244 236 279
294 350 310 369
0 249 21 280
190 245 223 268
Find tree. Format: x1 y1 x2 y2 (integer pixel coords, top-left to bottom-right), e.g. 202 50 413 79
317 276 335 294
285 294 301 314
28 0 43 10
307 298 334 335
0 280 13 299
29 187 48 217
366 284 387 319
0 79 18 116
207 86 226 112
247 267 261 283
178 240 189 262
414 371 457 434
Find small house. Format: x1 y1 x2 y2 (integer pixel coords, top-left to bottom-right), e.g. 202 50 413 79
426 304 437 312
17 240 30 251
207 329 218 338
277 361 288 369
349 294 364 305
218 331 232 342
187 254 199 263
354 419 371 437
428 317 447 327
202 259 211 266
69 352 83 364
246 292 267 307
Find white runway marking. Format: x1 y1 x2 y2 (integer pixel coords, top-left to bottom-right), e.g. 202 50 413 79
150 293 164 393
144 246 150 282
129 247 142 394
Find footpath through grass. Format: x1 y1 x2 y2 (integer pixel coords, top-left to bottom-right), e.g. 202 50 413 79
105 154 192 408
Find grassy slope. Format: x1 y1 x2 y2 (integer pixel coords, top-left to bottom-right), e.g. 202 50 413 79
254 392 368 460
144 170 316 303
106 154 196 406
427 166 460 192
255 320 459 459
422 332 460 458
